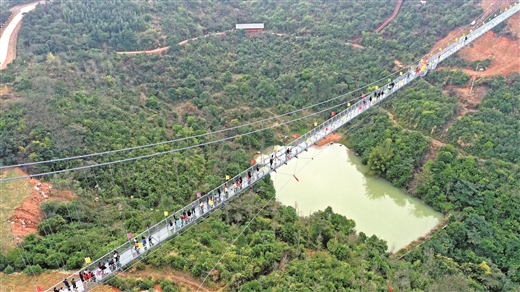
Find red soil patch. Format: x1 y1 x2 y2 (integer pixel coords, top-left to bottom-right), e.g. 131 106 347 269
445 84 489 109
393 59 404 71
457 28 520 76
315 133 342 146
9 168 75 242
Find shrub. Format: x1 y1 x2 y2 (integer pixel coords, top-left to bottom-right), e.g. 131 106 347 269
0 254 7 271
23 264 43 275
4 265 15 274
160 280 179 292
38 215 68 235
137 278 153 289
65 254 84 270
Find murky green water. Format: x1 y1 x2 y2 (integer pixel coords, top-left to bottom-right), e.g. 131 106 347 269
271 143 443 251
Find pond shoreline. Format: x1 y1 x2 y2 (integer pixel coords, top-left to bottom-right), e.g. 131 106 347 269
272 143 443 251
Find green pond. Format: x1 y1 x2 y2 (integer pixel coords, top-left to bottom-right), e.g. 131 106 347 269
271 143 443 251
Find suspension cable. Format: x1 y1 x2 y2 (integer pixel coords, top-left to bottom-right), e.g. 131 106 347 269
0 97 358 182
0 0 507 174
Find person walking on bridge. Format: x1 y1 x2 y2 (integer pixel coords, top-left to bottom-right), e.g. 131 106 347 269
134 238 140 254
176 215 182 229
62 279 70 291
168 219 174 233
141 235 147 250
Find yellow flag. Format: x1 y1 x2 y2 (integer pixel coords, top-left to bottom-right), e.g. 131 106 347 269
400 72 403 76
348 103 351 107
375 86 379 89
164 211 168 217
226 175 230 180
139 243 144 248
342 116 347 121
274 146 279 150
263 167 267 171
85 257 91 264
439 48 442 51
314 122 318 127
307 138 310 143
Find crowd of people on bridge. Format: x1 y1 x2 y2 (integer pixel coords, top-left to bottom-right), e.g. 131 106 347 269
44 65 438 292
45 67 403 292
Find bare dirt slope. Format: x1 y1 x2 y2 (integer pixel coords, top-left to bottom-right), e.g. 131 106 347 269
1 168 75 249
433 0 520 76
1 168 32 251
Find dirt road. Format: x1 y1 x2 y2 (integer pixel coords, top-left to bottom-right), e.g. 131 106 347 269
117 32 227 55
375 0 403 33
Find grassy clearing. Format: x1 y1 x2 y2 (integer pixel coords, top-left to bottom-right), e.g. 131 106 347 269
0 169 32 253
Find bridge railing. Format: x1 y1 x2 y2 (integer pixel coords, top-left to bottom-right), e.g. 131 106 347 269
430 2 520 66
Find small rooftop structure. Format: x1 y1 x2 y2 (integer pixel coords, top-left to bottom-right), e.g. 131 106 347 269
236 23 264 32
236 23 264 30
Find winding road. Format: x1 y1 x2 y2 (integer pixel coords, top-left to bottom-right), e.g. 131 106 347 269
0 2 40 69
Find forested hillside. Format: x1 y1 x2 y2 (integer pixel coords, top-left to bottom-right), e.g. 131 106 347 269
3 0 520 291
448 75 520 163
